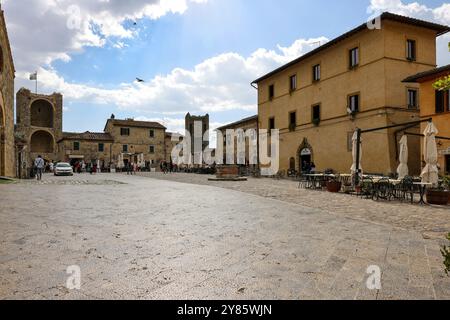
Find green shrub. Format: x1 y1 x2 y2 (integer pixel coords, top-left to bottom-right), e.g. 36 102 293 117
442 233 450 276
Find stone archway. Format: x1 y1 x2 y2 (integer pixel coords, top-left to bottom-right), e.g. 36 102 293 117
297 138 313 173
31 99 54 128
30 130 54 153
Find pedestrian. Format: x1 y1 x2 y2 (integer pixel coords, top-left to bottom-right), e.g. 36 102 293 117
92 162 97 175
49 161 54 173
34 155 45 181
310 162 316 174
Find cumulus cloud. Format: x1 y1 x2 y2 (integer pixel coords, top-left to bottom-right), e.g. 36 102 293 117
17 37 329 117
368 0 450 66
3 0 206 71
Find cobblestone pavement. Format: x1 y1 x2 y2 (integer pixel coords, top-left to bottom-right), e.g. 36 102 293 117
0 173 449 300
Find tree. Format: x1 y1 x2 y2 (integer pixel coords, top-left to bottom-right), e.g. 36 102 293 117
433 75 450 91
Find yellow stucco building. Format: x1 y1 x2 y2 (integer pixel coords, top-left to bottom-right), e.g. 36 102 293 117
0 6 15 177
252 12 449 176
403 64 450 175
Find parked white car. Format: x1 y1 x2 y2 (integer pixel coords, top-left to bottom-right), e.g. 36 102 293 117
54 163 74 176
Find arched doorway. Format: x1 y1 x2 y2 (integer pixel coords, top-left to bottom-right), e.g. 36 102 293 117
297 138 313 173
31 99 54 128
30 130 54 153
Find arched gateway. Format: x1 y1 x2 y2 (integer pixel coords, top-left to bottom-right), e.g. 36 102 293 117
297 138 313 173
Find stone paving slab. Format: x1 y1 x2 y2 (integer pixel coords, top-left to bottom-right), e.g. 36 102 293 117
0 173 449 300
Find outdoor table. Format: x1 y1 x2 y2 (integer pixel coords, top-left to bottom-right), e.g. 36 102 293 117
413 182 433 205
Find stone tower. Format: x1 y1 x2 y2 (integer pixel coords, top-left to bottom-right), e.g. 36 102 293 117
185 113 209 164
15 88 63 174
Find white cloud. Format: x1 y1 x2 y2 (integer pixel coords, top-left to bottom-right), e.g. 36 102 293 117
368 0 450 66
3 0 206 71
17 37 329 117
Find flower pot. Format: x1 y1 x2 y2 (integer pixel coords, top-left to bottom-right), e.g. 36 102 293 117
326 181 342 193
426 190 449 205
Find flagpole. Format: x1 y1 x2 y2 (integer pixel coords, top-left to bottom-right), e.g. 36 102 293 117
35 71 38 94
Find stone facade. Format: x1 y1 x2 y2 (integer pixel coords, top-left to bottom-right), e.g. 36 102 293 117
15 88 63 177
216 115 258 167
0 7 15 177
165 132 183 164
58 132 114 168
254 13 448 176
185 113 209 163
103 117 166 168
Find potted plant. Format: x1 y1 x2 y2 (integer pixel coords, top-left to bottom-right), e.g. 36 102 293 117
443 176 450 202
442 233 450 276
326 178 342 193
426 179 449 205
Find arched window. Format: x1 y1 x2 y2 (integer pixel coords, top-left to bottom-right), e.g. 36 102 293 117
31 99 54 128
30 131 54 153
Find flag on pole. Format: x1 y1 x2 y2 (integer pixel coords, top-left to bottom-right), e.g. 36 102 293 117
29 71 37 81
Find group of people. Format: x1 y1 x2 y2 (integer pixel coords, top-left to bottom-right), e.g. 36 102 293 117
160 161 176 174
302 161 317 174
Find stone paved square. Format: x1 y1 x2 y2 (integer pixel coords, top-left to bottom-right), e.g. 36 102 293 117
1 173 449 300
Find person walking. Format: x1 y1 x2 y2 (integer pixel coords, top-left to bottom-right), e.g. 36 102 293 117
34 155 45 181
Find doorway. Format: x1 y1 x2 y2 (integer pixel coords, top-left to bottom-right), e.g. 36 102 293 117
446 155 450 175
299 148 312 172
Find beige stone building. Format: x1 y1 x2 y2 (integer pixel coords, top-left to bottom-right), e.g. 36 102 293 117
165 132 183 164
216 115 258 168
0 6 15 177
58 132 114 169
103 117 166 168
15 88 63 177
403 64 450 175
252 12 449 176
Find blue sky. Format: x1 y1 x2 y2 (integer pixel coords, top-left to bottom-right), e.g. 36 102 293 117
5 0 450 135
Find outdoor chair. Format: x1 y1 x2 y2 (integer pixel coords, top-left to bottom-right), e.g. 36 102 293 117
395 176 415 203
359 177 375 199
374 178 394 201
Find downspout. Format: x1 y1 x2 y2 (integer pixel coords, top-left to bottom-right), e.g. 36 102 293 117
251 81 260 174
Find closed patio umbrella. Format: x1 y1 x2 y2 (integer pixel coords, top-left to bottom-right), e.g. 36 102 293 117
420 122 439 186
350 130 362 174
396 135 408 179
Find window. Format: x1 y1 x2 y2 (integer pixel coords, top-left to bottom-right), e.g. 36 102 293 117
269 84 275 100
123 145 128 153
73 141 80 151
348 94 360 113
268 117 275 131
407 89 418 109
289 75 297 92
406 39 416 61
149 145 155 154
435 89 450 113
312 64 321 82
289 112 296 131
149 130 154 138
312 104 321 124
121 128 130 136
98 143 104 152
349 47 359 68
